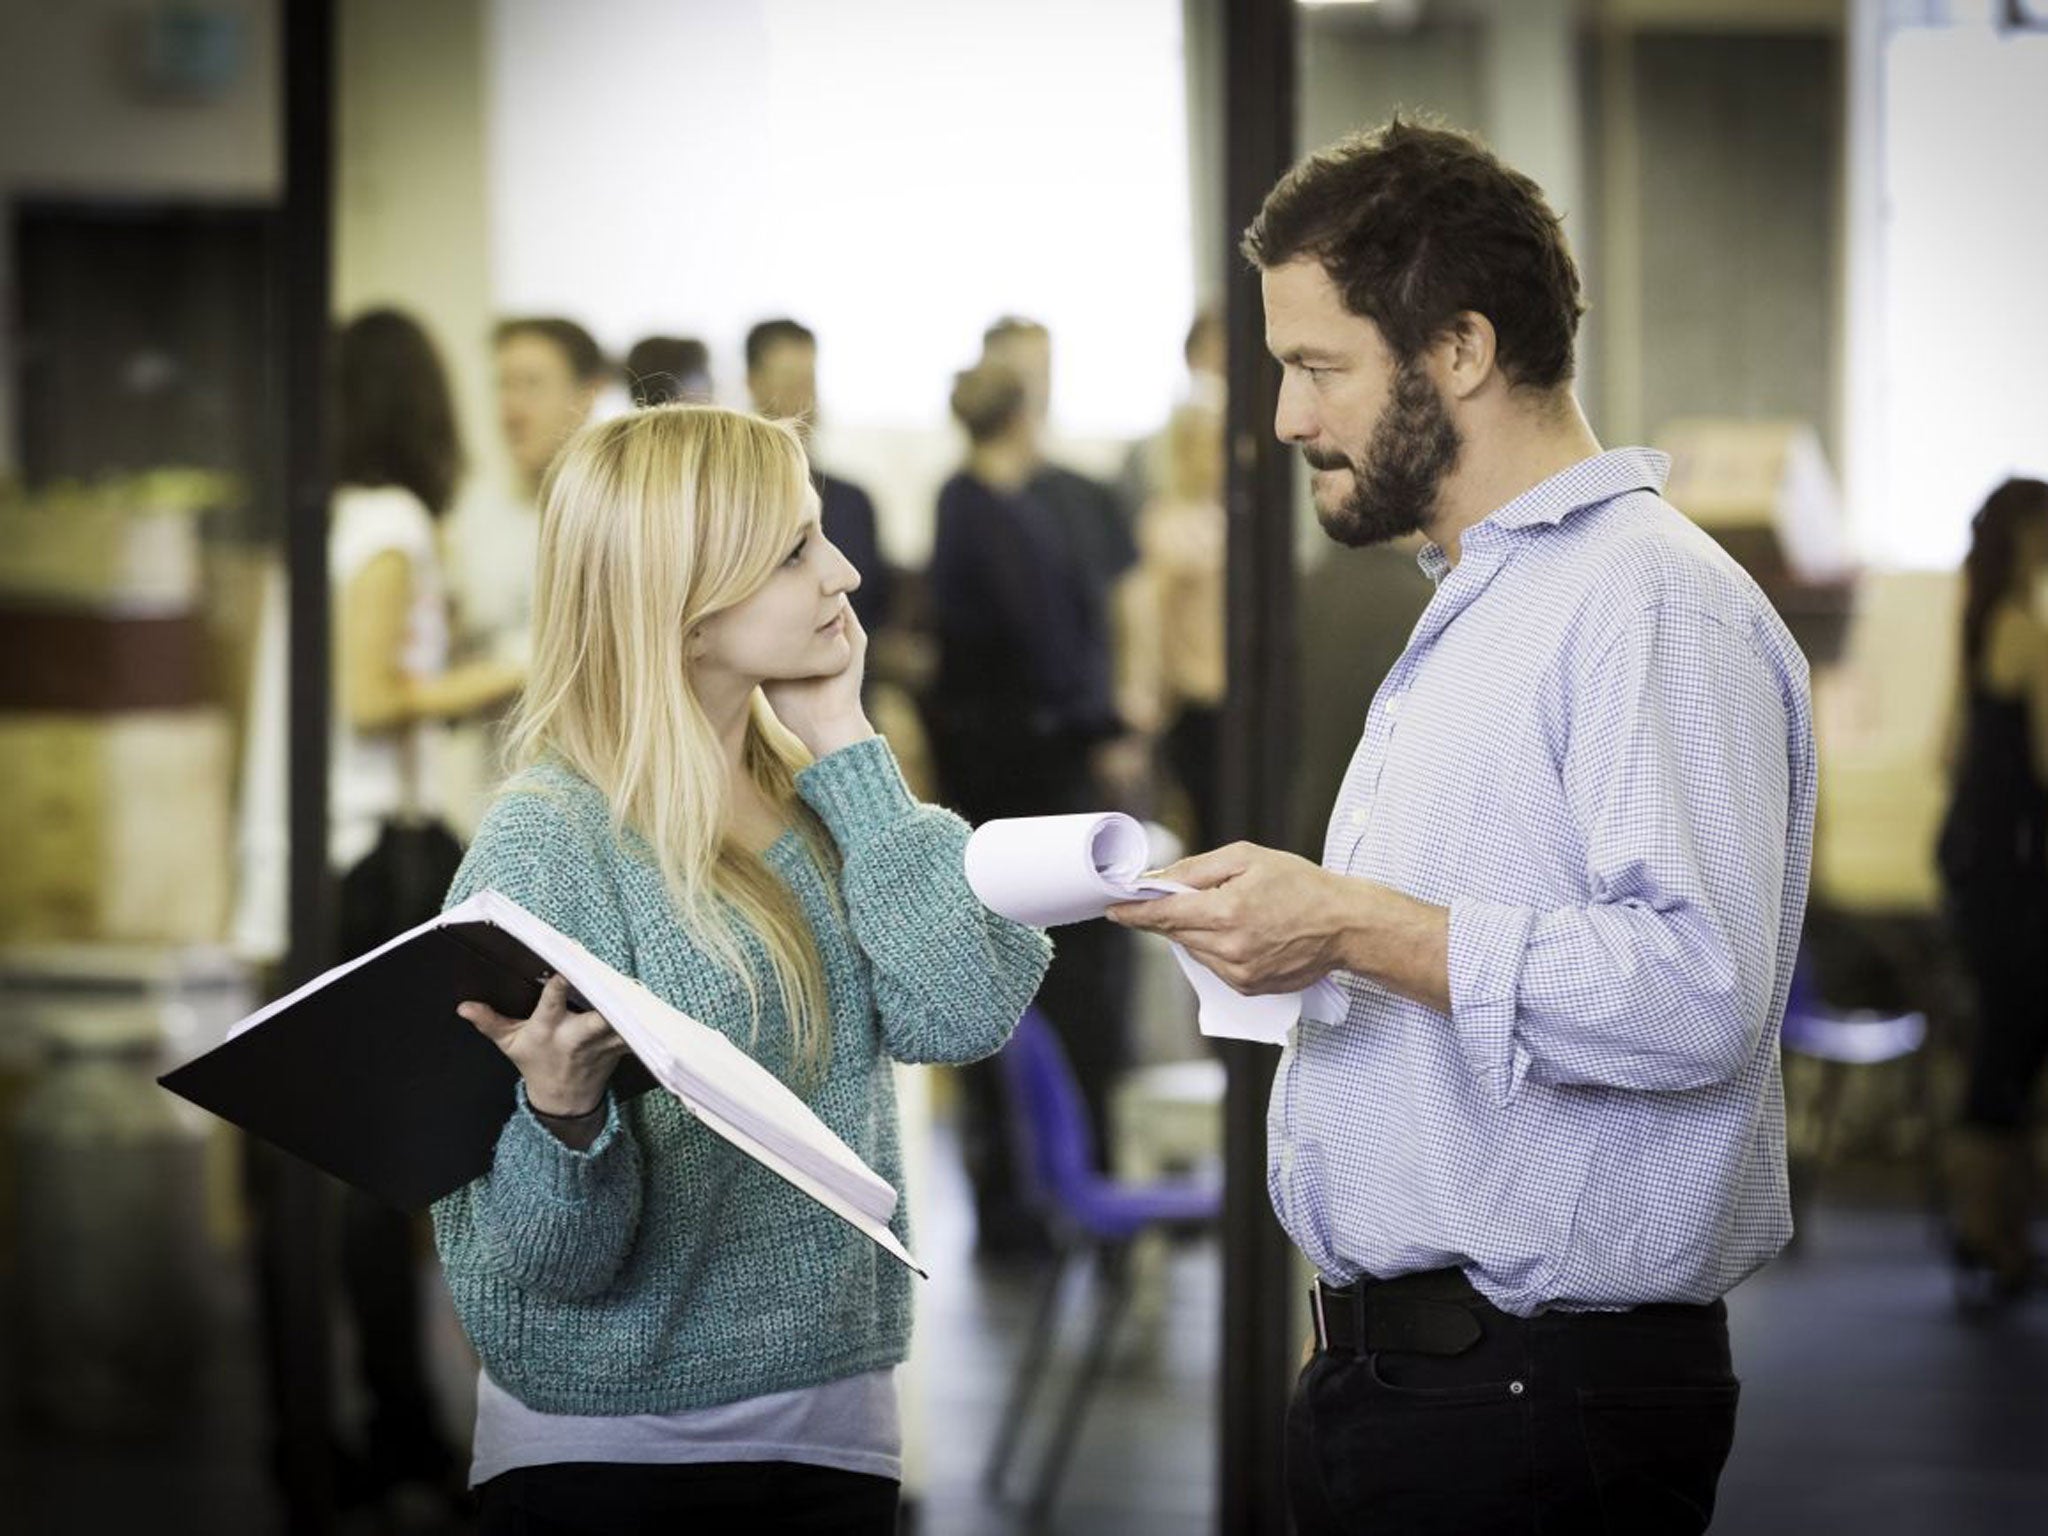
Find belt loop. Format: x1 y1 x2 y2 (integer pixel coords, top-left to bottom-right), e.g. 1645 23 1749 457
1310 1282 1329 1353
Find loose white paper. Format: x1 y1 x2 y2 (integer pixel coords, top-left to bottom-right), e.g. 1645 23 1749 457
965 814 1347 1046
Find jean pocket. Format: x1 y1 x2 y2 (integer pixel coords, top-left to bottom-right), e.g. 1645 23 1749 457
1297 1357 1530 1536
1576 1380 1741 1536
1363 1347 1528 1406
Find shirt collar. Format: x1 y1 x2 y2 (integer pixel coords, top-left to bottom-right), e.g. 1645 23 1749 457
1417 447 1671 579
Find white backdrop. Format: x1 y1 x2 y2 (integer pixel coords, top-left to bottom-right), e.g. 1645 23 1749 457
1869 24 2048 567
489 0 1195 440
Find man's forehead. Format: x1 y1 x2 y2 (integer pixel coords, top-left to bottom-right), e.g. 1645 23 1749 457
1263 265 1382 358
759 339 814 371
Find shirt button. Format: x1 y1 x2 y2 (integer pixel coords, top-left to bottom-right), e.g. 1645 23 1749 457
1509 1381 1526 1397
1385 693 1405 718
1347 808 1366 829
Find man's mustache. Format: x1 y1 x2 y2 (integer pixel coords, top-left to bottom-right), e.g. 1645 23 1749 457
1301 447 1352 472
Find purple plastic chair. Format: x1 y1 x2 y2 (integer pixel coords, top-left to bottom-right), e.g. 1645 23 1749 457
1780 953 1938 1240
982 1008 1221 1527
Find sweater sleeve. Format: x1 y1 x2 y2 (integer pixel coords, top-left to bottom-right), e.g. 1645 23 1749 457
796 737 1051 1065
429 784 644 1299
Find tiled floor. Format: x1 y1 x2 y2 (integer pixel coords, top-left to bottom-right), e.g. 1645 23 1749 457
2 1135 2045 1535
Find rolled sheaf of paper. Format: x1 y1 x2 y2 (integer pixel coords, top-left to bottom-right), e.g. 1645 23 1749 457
963 812 1169 927
964 813 1350 1046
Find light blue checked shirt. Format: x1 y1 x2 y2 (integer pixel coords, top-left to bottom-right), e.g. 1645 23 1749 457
1271 447 1815 1316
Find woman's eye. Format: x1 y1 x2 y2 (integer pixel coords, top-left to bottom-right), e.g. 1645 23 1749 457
784 538 808 567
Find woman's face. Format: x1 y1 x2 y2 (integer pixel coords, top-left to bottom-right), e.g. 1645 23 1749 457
693 491 861 688
2018 516 2048 619
2018 515 2048 580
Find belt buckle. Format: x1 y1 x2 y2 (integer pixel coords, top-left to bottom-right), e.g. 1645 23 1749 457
1310 1281 1330 1353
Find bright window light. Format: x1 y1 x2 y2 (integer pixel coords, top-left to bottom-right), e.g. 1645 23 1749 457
1873 26 2048 567
490 0 1194 438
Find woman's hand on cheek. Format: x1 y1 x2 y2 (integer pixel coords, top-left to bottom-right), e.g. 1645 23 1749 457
762 605 876 759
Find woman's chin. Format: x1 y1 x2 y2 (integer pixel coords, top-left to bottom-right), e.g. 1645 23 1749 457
776 633 851 675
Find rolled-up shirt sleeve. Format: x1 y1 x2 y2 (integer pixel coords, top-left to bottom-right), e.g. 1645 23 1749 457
1446 600 1802 1102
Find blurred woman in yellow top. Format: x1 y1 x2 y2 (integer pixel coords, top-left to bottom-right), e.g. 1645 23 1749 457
1121 393 1226 845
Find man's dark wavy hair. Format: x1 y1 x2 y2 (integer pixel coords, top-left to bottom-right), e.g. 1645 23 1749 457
1241 116 1585 391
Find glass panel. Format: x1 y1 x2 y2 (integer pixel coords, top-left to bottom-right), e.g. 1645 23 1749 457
0 1 287 1524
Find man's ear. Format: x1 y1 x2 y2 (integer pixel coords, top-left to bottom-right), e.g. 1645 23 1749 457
1438 311 1498 401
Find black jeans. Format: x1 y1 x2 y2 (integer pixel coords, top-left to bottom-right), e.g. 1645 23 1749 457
1287 1282 1739 1536
476 1460 898 1535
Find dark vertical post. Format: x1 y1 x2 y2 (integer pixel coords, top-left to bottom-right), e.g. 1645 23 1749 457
1218 0 1297 1532
267 1 338 1530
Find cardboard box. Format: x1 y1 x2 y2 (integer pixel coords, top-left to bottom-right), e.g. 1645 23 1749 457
0 610 209 710
0 711 233 944
0 470 232 615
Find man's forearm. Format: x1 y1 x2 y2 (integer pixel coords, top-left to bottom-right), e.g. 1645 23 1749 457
1332 877 1453 1014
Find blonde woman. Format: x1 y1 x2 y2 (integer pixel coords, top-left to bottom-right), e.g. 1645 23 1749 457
435 405 1051 1532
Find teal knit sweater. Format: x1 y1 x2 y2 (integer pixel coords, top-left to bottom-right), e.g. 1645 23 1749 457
432 736 1050 1416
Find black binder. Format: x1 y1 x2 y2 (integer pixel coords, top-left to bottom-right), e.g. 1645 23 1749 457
159 920 656 1210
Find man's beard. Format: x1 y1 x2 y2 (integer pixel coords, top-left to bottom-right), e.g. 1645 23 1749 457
1305 358 1462 548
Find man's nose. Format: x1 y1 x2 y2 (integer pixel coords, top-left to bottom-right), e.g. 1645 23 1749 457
1273 372 1315 445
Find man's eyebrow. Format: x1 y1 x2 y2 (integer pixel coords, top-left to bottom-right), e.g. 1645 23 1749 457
1271 344 1344 366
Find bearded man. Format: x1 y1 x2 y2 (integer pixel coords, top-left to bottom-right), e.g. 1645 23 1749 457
1111 119 1816 1536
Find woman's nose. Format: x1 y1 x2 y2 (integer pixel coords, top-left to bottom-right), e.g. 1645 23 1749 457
823 538 861 594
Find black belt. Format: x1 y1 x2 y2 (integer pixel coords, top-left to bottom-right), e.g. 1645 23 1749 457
1311 1268 1486 1358
1310 1269 1728 1358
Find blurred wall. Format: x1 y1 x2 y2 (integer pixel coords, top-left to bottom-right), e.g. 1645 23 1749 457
1623 31 1841 457
335 0 505 513
1866 20 2048 568
0 0 281 479
1271 1 1843 480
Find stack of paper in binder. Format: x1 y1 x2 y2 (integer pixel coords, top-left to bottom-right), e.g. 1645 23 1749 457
161 889 922 1274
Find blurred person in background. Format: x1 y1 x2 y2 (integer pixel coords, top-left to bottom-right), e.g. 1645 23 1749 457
1120 381 1227 847
1184 304 1226 402
1112 119 1814 1535
497 316 610 501
980 315 1140 657
623 334 713 406
1937 475 2048 1303
982 315 1151 817
433 404 1048 1532
325 307 525 1514
445 316 609 664
332 311 526 864
747 317 894 633
926 360 1132 1253
1120 306 1226 518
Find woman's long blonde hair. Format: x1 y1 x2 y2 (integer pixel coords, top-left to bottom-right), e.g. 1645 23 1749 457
510 404 838 1077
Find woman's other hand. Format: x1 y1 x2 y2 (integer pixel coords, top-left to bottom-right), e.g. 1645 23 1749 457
763 603 877 758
